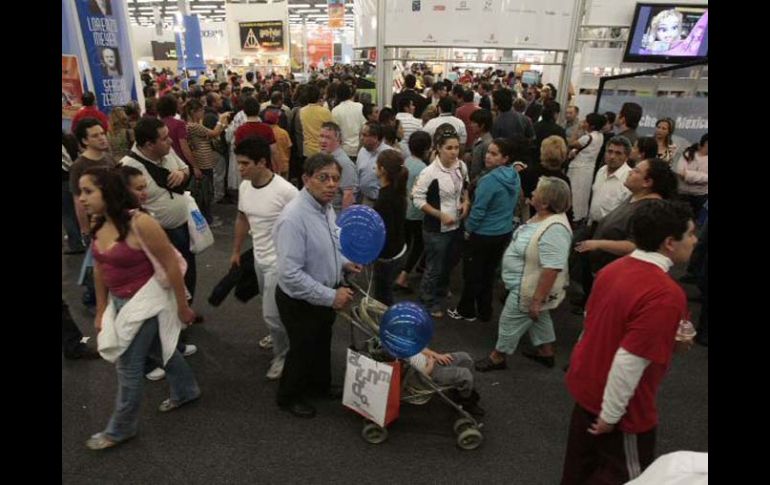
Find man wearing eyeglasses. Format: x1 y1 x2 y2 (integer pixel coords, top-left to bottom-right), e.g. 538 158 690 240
273 153 362 418
356 122 393 206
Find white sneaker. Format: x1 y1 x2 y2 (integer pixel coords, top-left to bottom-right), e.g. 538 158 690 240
146 368 166 381
183 344 198 357
258 335 273 350
266 357 285 380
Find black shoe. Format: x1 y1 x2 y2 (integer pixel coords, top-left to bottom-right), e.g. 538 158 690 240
280 400 316 418
447 308 477 322
474 356 507 372
521 350 555 369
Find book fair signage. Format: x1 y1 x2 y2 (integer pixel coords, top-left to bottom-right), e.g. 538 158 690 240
239 21 284 51
73 0 137 114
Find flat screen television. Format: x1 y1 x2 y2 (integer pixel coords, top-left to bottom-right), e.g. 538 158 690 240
624 3 708 64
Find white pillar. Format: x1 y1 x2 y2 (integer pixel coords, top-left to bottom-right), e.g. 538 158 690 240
375 0 386 109
558 0 586 121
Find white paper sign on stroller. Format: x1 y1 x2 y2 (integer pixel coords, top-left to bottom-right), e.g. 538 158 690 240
342 348 400 427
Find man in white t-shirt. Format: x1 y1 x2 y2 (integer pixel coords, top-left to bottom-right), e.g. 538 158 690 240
422 98 468 146
331 82 366 161
588 136 633 225
231 137 299 380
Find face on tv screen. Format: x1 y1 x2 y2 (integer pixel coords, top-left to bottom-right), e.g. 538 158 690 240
626 5 708 62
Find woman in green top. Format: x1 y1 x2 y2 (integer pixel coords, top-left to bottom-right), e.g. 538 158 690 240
475 177 573 372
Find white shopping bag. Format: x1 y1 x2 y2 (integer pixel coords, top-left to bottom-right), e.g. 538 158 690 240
342 348 400 427
184 191 214 254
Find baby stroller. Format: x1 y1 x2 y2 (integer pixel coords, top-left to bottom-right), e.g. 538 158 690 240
338 280 484 450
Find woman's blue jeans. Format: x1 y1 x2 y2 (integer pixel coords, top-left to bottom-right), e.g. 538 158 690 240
103 297 199 442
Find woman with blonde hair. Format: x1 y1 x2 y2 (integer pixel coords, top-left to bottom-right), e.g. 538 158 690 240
421 104 439 126
521 135 573 222
107 106 134 160
475 176 573 371
641 9 684 53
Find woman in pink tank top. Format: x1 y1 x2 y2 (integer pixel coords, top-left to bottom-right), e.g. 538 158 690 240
78 167 199 451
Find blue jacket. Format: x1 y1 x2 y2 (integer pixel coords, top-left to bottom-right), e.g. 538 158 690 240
465 166 520 236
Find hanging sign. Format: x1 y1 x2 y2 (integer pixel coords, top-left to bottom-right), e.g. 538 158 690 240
329 0 345 29
73 0 137 113
239 21 284 51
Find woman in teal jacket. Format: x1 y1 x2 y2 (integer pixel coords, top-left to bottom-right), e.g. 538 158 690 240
449 138 521 322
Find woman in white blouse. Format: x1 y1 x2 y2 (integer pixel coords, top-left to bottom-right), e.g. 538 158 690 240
567 113 605 224
676 133 708 218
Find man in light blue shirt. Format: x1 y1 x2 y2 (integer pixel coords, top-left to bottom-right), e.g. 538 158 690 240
273 153 362 418
320 121 357 215
355 121 392 205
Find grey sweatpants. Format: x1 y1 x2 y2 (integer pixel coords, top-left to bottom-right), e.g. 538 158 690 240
429 351 474 398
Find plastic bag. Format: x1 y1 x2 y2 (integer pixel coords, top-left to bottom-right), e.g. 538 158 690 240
184 191 214 254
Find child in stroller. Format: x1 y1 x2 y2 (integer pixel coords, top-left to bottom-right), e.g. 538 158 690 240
408 347 485 417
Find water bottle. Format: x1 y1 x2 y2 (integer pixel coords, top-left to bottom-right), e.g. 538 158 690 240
675 319 697 341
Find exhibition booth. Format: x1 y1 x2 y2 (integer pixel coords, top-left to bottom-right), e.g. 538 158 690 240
62 0 708 142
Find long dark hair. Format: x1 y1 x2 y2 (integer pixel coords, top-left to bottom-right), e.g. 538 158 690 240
684 133 707 162
377 150 408 198
81 167 141 241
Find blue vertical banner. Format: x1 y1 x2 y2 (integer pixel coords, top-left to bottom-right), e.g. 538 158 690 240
176 15 206 75
73 0 138 114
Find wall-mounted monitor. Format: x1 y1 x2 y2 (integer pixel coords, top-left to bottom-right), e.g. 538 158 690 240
624 3 708 64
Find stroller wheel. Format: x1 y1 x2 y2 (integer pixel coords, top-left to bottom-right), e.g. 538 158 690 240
456 428 483 450
453 417 476 435
361 422 388 444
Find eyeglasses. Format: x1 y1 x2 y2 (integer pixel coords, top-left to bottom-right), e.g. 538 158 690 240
313 173 341 183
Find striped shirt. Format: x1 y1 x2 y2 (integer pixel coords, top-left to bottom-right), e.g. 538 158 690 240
186 123 218 170
396 112 423 145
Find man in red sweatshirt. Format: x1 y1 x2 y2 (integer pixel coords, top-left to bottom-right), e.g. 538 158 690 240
561 199 697 485
70 91 109 134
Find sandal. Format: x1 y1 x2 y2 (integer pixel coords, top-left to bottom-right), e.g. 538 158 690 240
85 432 120 451
474 356 507 372
158 394 201 413
522 350 555 369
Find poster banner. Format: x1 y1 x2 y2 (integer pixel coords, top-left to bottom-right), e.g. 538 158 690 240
175 15 206 72
62 55 84 119
598 94 708 146
307 26 333 70
239 21 284 51
73 0 138 114
329 0 345 29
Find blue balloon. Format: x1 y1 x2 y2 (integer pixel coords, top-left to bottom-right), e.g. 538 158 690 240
337 205 386 265
379 302 434 359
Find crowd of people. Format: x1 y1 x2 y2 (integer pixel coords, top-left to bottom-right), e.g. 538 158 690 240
62 63 707 483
